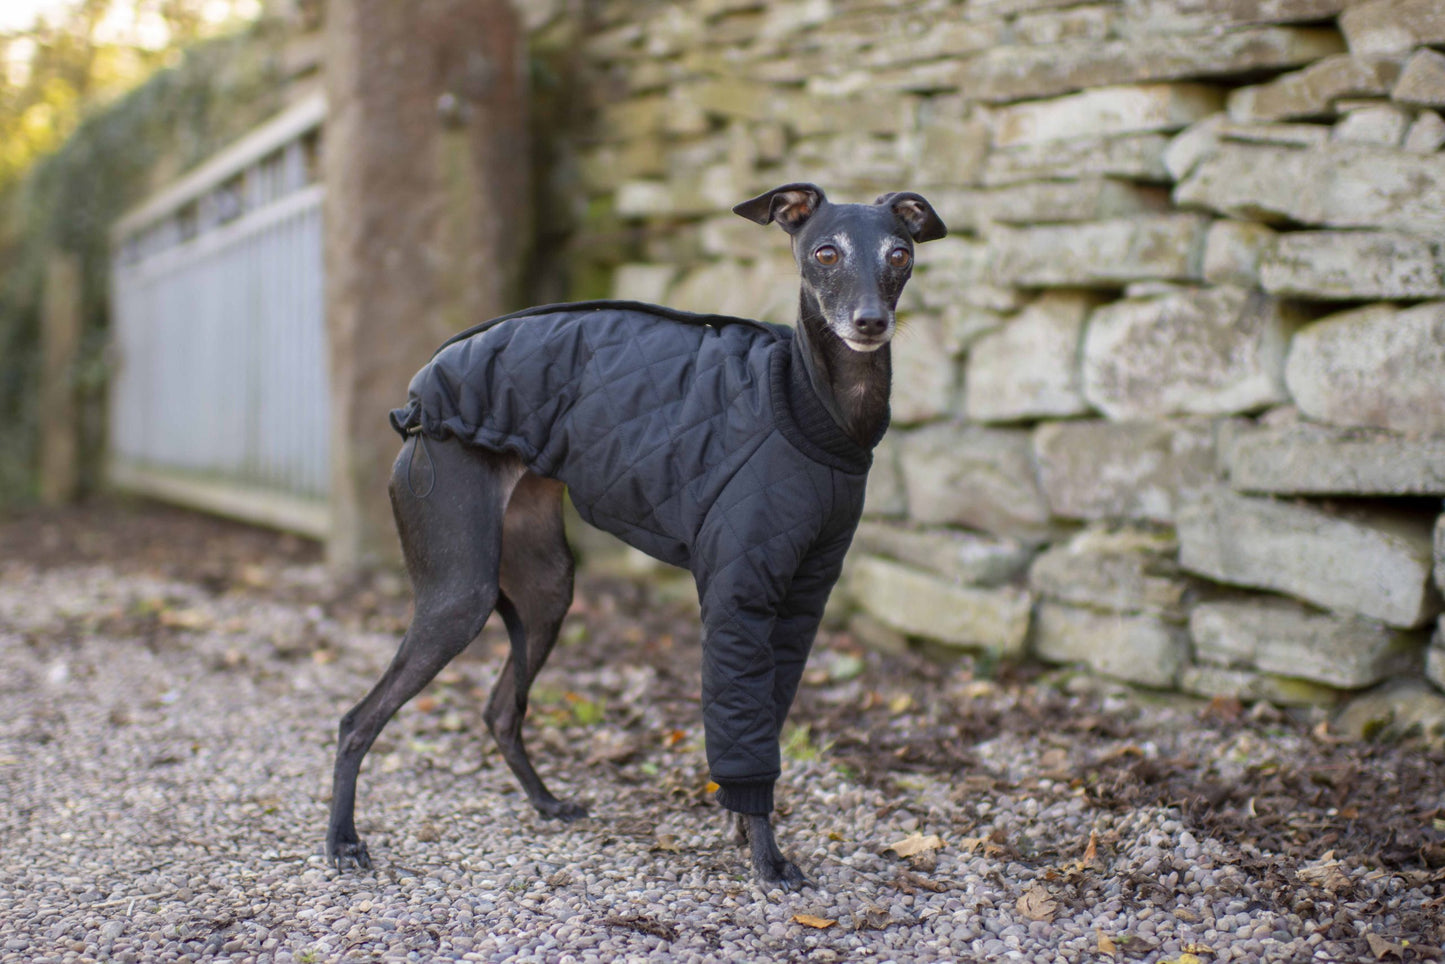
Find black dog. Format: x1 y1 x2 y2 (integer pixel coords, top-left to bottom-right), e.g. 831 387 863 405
325 183 945 887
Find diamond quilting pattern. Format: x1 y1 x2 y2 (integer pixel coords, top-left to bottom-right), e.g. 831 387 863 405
392 302 873 801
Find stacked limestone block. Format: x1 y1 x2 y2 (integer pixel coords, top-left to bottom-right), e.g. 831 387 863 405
552 0 1445 710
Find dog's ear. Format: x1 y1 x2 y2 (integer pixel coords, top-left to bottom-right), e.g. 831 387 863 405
875 191 947 242
733 183 827 234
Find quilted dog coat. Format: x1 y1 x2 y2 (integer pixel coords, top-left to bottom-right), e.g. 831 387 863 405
390 300 880 815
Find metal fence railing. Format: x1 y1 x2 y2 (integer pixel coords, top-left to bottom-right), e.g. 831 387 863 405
109 92 329 537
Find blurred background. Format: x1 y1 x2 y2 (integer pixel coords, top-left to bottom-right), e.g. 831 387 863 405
0 0 1442 717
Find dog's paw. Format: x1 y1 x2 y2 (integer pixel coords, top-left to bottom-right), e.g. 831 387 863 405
536 798 589 822
754 855 811 892
327 838 372 871
739 813 811 891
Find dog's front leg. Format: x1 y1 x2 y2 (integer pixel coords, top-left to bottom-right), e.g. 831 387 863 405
694 505 850 890
734 812 810 890
697 585 808 888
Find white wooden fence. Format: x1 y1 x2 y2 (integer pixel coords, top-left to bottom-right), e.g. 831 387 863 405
109 93 329 536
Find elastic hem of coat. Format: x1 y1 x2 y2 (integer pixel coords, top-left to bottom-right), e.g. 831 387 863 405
714 780 775 815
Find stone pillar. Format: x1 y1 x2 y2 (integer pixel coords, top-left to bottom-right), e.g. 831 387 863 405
323 0 530 570
38 252 82 505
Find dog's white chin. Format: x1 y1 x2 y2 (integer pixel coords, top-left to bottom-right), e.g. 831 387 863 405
842 338 886 353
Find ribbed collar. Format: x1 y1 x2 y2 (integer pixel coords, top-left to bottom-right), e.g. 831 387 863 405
769 333 881 474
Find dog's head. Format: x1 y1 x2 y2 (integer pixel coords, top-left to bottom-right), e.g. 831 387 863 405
733 183 946 352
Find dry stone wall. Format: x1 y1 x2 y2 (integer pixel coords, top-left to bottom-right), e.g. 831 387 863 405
539 0 1445 716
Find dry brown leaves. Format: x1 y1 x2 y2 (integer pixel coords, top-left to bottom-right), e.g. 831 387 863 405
885 832 944 859
1297 850 1353 894
1016 883 1058 921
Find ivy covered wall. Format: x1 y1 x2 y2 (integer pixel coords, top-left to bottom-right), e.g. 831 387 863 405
0 20 309 502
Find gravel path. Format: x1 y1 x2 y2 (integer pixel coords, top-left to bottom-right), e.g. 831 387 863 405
1 510 1442 963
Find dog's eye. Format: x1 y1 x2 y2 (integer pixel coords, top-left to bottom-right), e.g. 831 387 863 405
888 247 912 268
814 245 839 266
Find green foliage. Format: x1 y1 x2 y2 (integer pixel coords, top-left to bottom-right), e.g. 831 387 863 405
568 695 607 727
781 723 830 763
0 1 263 193
0 18 287 503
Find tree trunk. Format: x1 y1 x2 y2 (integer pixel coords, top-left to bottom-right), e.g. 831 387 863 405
323 0 529 570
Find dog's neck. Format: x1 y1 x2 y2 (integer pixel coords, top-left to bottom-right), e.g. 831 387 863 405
794 291 892 449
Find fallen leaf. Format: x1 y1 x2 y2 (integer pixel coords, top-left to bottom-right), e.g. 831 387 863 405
415 696 438 713
1366 934 1404 960
237 564 271 588
703 781 719 794
1114 934 1158 954
1039 747 1070 772
1297 851 1352 893
1016 884 1057 921
159 608 211 630
1160 955 1202 964
961 680 996 699
1182 942 1215 955
1203 694 1243 723
1097 929 1117 957
792 914 836 929
586 730 635 764
652 833 681 853
886 832 944 859
897 870 947 893
957 835 1006 857
1102 744 1145 761
856 902 891 930
604 914 677 941
888 693 912 715
828 653 865 682
1077 828 1098 871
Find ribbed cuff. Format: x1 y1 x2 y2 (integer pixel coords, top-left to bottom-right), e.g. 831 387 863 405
714 780 775 815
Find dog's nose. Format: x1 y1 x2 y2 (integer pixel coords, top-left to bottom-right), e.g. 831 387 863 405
852 311 888 338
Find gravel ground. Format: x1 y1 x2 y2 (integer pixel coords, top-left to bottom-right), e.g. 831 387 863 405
1 503 1443 963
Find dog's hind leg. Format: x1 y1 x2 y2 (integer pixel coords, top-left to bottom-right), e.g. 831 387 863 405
484 472 588 820
326 440 524 869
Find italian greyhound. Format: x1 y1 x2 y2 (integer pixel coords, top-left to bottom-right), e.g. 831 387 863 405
325 183 946 889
